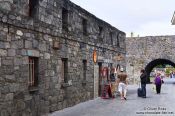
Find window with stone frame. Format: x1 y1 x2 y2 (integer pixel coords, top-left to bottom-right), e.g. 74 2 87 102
28 57 39 88
61 58 68 83
83 60 87 80
82 18 87 36
62 7 68 31
29 0 38 17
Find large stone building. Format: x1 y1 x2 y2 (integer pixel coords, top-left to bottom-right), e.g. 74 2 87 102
0 0 126 115
126 36 175 84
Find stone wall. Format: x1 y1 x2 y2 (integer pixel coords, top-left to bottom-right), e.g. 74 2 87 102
0 0 126 115
126 36 175 84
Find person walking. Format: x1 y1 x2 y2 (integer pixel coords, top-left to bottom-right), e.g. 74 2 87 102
118 67 128 100
110 68 116 98
140 69 147 98
154 72 162 94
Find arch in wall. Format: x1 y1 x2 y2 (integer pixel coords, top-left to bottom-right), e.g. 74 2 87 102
144 59 175 83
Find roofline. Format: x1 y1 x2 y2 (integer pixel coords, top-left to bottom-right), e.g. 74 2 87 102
67 0 125 34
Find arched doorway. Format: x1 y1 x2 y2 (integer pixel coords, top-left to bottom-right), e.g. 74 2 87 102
145 59 175 83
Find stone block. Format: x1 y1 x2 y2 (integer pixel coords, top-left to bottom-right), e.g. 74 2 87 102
2 86 9 94
24 33 32 38
24 95 32 101
3 27 8 32
4 42 10 48
7 35 11 41
50 104 57 112
53 41 60 49
4 0 13 4
22 57 28 65
0 76 4 84
0 42 5 48
0 109 9 116
16 30 23 36
16 16 21 21
14 66 19 70
5 75 15 81
33 39 39 48
9 14 16 20
11 40 24 49
39 43 47 51
44 35 52 41
16 101 26 111
0 2 11 11
48 70 55 77
57 95 63 102
25 40 32 49
49 96 57 104
2 59 13 65
9 83 19 92
14 57 22 65
44 53 50 59
21 49 27 56
8 49 16 56
27 50 39 57
3 65 14 74
55 84 60 89
5 93 14 101
15 35 21 40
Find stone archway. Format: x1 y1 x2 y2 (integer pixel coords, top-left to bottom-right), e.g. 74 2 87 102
145 59 175 83
126 36 175 84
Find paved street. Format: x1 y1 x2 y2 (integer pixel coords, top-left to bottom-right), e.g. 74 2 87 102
49 78 175 116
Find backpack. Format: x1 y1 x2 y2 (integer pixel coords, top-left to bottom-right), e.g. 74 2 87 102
155 76 161 85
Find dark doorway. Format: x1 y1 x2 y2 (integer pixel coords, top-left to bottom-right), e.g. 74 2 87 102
98 62 102 96
145 59 175 83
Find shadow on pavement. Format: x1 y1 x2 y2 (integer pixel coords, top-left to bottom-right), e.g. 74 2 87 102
127 90 136 94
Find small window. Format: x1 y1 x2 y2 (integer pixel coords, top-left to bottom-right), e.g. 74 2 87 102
62 8 68 31
110 32 113 45
28 57 38 87
82 18 87 35
83 60 87 80
29 0 38 17
117 38 120 47
117 33 120 47
98 26 103 42
61 58 68 83
99 26 103 36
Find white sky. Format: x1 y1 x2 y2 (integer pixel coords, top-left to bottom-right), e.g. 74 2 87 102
70 0 175 37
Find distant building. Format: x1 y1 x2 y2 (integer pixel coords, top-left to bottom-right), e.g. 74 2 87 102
171 11 175 25
0 0 126 115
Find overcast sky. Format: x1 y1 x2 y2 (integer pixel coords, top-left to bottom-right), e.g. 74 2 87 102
70 0 175 37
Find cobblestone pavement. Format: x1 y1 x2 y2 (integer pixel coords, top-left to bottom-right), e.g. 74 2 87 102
49 78 175 116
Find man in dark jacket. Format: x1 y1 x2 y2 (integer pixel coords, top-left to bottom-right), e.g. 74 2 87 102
140 69 147 98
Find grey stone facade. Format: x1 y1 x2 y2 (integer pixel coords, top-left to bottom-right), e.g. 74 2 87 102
0 0 126 116
126 36 175 84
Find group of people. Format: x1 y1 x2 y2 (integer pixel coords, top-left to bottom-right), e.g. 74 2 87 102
107 67 165 101
140 69 164 98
